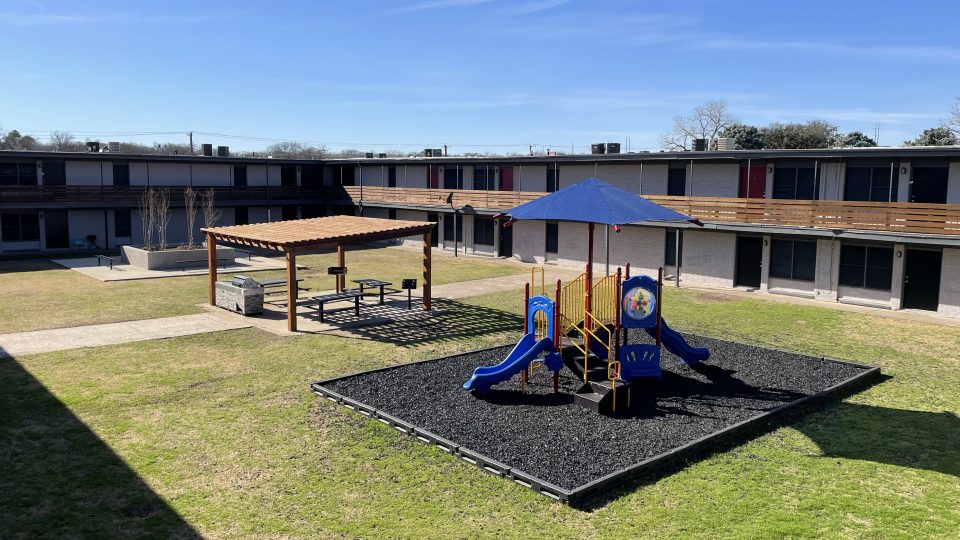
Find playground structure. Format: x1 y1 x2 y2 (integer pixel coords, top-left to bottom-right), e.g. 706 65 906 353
464 263 709 415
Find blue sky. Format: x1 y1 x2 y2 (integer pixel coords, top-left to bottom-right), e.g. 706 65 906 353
1 0 958 153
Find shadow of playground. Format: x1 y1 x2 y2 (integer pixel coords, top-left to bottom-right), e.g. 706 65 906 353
0 347 200 538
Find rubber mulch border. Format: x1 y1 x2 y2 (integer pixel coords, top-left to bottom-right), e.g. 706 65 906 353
310 335 881 505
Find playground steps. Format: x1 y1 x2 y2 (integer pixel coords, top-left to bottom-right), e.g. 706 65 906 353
574 379 632 415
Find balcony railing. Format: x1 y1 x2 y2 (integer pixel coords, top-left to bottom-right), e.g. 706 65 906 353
345 187 960 237
0 185 332 205
3 184 959 236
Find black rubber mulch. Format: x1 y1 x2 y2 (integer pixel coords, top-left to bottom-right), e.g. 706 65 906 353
321 331 871 491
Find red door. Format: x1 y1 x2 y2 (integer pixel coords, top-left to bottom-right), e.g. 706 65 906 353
429 165 439 189
499 167 513 191
739 165 766 198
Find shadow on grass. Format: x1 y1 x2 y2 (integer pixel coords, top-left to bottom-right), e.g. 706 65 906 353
574 374 959 510
0 349 199 538
327 298 523 348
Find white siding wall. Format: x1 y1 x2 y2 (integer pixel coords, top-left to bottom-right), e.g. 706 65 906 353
558 164 595 190
814 239 839 301
67 210 105 247
947 161 960 204
518 165 547 193
65 161 109 185
691 163 738 197
247 165 269 186
679 230 736 287
938 248 960 318
398 165 428 188
190 164 231 186
396 210 430 248
638 163 669 195
512 220 545 263
594 164 641 193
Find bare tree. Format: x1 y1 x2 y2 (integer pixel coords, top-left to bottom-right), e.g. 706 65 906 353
138 189 154 249
659 100 737 151
201 188 222 230
155 189 171 250
949 97 960 136
184 187 198 248
49 130 76 151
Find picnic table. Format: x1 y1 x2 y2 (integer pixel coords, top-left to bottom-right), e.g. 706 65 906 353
351 279 397 305
301 290 364 323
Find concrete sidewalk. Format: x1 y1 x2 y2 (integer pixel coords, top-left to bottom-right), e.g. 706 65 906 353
0 313 251 358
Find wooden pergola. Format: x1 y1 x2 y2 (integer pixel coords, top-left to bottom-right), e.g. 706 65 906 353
201 215 436 332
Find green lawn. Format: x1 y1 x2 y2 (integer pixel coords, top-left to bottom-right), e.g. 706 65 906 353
0 247 523 334
1 285 958 538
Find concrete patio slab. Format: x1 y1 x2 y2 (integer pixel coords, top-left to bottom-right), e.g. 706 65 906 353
52 256 294 282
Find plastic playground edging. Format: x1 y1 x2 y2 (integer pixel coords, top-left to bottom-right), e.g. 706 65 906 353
310 342 882 505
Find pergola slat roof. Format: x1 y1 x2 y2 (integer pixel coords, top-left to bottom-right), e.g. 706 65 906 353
202 215 435 251
202 215 436 332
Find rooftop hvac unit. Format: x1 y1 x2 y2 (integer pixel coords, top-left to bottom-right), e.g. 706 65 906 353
606 142 621 154
434 148 444 157
424 148 433 157
108 141 121 153
365 152 375 158
716 137 735 151
692 138 708 151
591 143 606 154
217 145 230 157
377 153 387 158
201 143 213 156
86 141 100 153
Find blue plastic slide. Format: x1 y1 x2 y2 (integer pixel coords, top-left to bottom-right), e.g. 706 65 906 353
463 333 561 393
644 319 710 365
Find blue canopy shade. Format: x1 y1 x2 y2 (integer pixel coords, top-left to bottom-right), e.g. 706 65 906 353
505 177 697 226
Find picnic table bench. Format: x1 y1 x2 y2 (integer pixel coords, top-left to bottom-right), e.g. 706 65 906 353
351 278 399 305
95 254 116 270
301 290 365 323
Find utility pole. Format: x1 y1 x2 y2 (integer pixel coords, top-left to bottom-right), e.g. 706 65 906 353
188 131 194 155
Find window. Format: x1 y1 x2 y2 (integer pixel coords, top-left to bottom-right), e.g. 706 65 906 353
769 239 816 281
235 207 249 225
664 230 683 266
772 167 819 200
473 166 494 190
387 166 397 188
546 222 559 254
442 213 463 242
42 160 66 185
280 166 297 187
388 209 397 220
340 166 356 186
0 162 37 185
667 167 686 196
839 244 894 290
474 217 495 246
233 165 247 187
113 162 130 186
443 166 463 189
281 206 298 221
546 164 559 192
1 211 40 242
114 209 132 238
844 166 898 202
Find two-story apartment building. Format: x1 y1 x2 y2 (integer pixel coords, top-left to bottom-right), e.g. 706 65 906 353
2 146 959 319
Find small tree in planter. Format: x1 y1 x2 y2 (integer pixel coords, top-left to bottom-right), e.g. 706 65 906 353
184 187 198 248
201 188 222 231
138 188 154 250
155 188 171 250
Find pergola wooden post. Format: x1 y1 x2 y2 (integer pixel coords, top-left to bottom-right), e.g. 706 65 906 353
423 230 432 310
286 249 297 332
202 215 436 333
207 232 217 305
